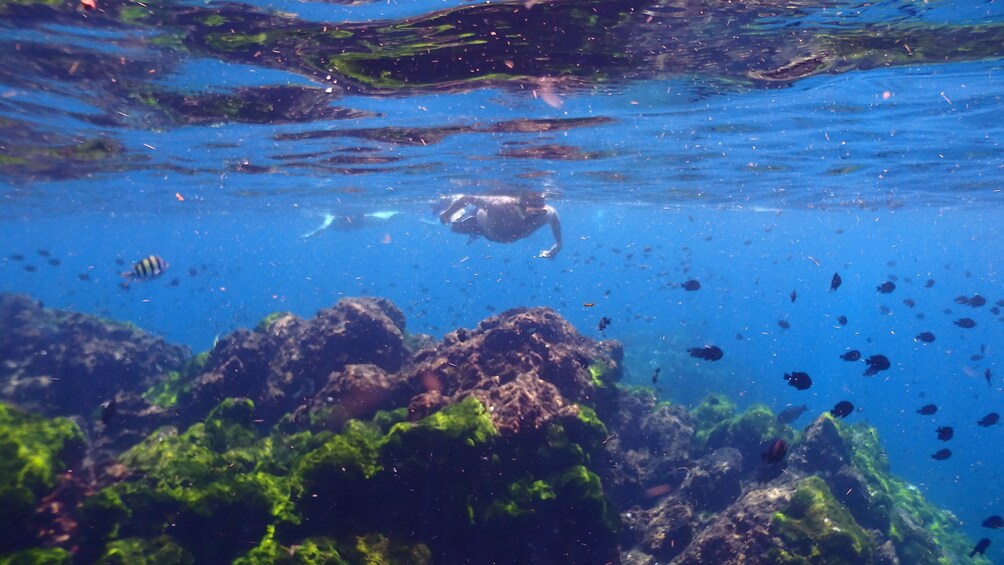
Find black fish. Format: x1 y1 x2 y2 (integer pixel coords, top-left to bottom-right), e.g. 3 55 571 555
681 280 701 291
978 412 1000 427
983 515 1004 529
830 400 854 418
651 367 660 385
776 404 808 425
784 371 812 391
101 397 117 425
777 319 791 329
969 538 990 557
915 332 936 343
24 265 37 272
955 295 971 305
877 281 896 293
48 258 61 266
830 272 842 292
598 316 612 333
790 289 797 303
863 354 890 376
9 253 24 261
936 426 953 441
924 279 936 288
688 345 723 361
931 448 952 461
78 273 90 281
917 404 938 415
37 249 51 257
903 298 916 308
840 350 861 362
986 369 992 387
837 315 848 326
762 438 788 464
954 318 976 329
969 295 987 308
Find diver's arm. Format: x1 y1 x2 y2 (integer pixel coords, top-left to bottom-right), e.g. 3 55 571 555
539 208 563 258
439 195 482 224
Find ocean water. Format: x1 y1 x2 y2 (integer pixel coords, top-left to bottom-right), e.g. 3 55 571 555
2 0 1004 562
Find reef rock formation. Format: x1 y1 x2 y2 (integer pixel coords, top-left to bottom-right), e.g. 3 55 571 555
0 293 189 418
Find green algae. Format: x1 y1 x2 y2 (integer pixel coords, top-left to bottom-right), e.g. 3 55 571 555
0 547 71 565
141 350 208 408
255 311 292 333
96 536 193 565
0 404 85 554
771 476 874 565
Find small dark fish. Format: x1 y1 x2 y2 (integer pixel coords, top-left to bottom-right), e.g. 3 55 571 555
47 258 61 266
930 448 952 461
78 273 90 281
863 354 890 376
969 538 990 557
830 272 842 292
955 295 971 305
188 267 199 277
24 265 37 272
978 412 1000 427
598 316 612 332
777 319 791 329
776 404 808 425
121 255 169 286
840 350 861 362
681 280 701 291
982 515 1004 529
37 249 51 257
837 315 848 326
915 332 936 343
761 438 788 464
924 279 936 288
9 253 24 261
877 281 896 293
688 345 723 361
986 369 992 387
101 397 117 425
916 404 938 415
936 426 953 441
784 371 812 391
790 289 797 303
169 278 180 287
954 318 977 329
115 257 125 266
969 295 987 308
830 400 854 418
903 298 916 308
651 367 660 385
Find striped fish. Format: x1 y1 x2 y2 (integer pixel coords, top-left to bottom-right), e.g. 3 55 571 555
121 255 169 286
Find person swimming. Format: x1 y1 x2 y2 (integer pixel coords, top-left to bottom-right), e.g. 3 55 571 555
438 192 562 258
299 209 401 240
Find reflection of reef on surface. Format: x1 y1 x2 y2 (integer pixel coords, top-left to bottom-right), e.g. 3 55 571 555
0 292 989 564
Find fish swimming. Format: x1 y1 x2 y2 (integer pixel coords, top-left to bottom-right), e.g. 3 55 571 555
776 404 808 425
936 426 953 441
877 281 896 293
761 438 788 464
790 289 797 303
931 448 952 461
598 316 612 333
917 404 938 415
986 369 992 387
969 538 990 557
982 515 1004 529
784 372 812 391
837 315 848 326
977 412 1000 427
830 272 841 292
120 255 169 286
681 280 701 291
863 354 890 376
688 345 723 361
915 332 936 343
954 318 976 329
839 350 861 362
830 400 854 418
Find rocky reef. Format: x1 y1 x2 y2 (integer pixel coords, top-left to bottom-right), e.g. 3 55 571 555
0 292 988 564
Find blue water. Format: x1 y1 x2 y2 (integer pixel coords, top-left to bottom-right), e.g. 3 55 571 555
2 0 1004 561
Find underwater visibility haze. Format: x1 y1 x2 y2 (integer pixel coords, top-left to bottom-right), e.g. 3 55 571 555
2 0 1004 562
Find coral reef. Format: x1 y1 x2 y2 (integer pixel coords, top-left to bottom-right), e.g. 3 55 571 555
0 293 989 564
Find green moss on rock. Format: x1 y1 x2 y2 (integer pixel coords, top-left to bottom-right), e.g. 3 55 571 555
0 404 85 553
96 536 193 565
0 547 71 565
771 476 874 565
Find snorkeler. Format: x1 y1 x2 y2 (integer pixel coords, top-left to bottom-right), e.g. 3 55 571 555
299 209 401 240
438 192 562 258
